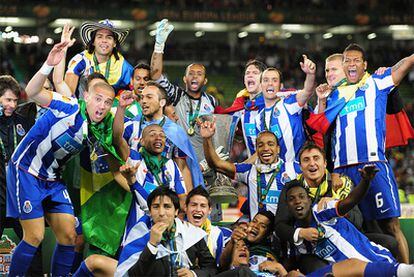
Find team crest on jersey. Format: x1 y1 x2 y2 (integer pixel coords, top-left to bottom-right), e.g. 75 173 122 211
22 200 32 213
16 124 26 136
281 172 291 184
203 104 211 112
359 83 369 91
165 171 172 182
273 107 280 117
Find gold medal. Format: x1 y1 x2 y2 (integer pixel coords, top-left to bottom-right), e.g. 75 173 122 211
187 126 195 136
258 202 264 209
90 148 98 162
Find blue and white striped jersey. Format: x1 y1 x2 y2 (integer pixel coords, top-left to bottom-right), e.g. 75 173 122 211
123 117 186 159
234 162 294 219
328 68 395 168
125 149 187 230
11 92 84 181
255 93 304 177
234 108 262 157
296 200 395 264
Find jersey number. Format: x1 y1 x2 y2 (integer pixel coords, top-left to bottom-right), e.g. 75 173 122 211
375 192 383 208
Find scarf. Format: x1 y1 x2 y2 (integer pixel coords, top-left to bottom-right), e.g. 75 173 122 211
201 219 214 256
79 99 124 164
139 147 169 178
255 158 283 174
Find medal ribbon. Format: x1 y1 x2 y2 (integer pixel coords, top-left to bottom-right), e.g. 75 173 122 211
93 54 111 80
261 98 281 131
161 223 181 272
188 98 202 129
256 162 282 207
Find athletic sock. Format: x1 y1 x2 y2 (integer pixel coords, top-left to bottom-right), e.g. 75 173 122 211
9 240 38 277
51 243 75 276
397 263 414 277
72 261 94 277
71 251 84 273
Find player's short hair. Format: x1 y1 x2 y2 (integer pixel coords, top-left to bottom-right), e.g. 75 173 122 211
343 43 367 61
325 53 343 63
256 130 279 146
133 63 151 77
0 75 20 98
298 142 326 163
145 81 167 101
90 80 115 96
245 59 267 73
284 179 310 201
87 72 108 86
186 186 212 207
260 67 283 83
147 186 180 211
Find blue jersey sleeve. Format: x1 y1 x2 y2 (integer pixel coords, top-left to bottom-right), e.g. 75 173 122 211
282 92 302 115
124 119 141 151
67 53 86 76
234 163 252 183
372 67 395 95
312 200 340 223
173 162 186 194
47 92 79 118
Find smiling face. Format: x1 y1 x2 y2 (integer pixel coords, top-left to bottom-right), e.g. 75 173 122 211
0 90 18 117
342 50 367 84
300 148 326 187
256 132 280 164
183 64 207 94
186 195 211 228
131 68 150 95
141 125 166 155
261 69 282 102
246 214 270 243
325 58 346 87
244 64 262 94
232 240 250 267
287 186 311 221
84 82 114 123
93 29 116 57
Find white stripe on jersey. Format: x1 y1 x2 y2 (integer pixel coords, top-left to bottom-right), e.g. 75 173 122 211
322 224 371 263
364 78 379 161
344 111 357 167
332 69 394 168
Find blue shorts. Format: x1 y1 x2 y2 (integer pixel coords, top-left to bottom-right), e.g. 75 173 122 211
334 161 400 221
6 162 74 220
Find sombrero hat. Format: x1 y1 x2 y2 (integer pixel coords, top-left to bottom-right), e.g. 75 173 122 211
80 19 129 46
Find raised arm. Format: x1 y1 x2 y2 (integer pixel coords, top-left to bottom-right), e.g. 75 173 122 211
150 19 174 80
314 83 332 113
113 91 134 161
337 164 378 216
296 55 316 106
200 120 236 178
53 24 76 97
26 41 69 106
391 54 414 86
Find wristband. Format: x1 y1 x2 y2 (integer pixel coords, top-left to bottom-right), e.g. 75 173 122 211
154 42 165 54
40 62 53 76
